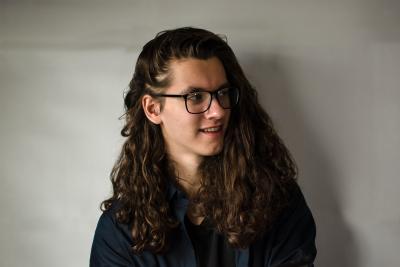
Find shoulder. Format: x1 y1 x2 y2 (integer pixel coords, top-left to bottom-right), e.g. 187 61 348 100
258 182 317 266
94 208 122 237
284 182 313 218
90 204 134 266
93 202 128 236
274 182 316 237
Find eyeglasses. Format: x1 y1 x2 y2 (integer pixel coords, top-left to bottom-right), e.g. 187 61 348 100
151 87 239 114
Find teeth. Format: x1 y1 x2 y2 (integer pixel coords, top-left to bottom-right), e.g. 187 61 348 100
202 127 220 132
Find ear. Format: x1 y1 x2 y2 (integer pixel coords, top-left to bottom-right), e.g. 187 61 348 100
142 94 162 124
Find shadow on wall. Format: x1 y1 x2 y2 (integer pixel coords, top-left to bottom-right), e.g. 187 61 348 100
240 53 359 267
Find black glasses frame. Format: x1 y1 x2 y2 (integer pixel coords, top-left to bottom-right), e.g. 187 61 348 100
150 87 239 114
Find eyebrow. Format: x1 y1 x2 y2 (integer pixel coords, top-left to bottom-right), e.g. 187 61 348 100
179 82 230 94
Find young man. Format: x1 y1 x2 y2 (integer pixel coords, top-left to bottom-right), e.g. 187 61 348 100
90 27 317 267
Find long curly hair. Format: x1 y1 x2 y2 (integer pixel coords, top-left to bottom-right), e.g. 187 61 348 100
102 27 298 254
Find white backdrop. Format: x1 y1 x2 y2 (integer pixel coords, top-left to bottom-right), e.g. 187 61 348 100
1 1 400 266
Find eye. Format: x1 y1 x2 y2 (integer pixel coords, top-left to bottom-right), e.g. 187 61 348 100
186 92 205 102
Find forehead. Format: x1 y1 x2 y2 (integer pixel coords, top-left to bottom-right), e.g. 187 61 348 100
166 57 228 93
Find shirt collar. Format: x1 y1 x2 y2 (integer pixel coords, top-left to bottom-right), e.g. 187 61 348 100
166 182 179 201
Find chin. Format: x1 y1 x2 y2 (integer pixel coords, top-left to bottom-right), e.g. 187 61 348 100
201 146 224 156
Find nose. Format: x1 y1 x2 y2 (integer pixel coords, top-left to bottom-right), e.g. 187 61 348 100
204 95 225 119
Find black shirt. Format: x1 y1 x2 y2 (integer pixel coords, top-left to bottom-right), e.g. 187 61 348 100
184 215 236 267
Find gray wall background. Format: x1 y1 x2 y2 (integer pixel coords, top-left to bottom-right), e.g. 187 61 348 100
1 0 399 266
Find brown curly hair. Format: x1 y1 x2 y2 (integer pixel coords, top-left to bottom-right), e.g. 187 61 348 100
102 27 297 254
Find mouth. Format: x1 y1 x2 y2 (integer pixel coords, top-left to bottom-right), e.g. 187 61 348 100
199 125 223 133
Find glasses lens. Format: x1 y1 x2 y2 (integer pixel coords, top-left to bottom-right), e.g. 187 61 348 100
217 87 239 109
186 91 211 113
185 87 239 114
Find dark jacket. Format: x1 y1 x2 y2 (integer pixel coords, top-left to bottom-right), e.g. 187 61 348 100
90 182 317 267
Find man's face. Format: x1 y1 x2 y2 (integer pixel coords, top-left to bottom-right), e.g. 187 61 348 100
158 57 231 162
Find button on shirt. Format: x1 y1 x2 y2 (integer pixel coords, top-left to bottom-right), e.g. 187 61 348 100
90 182 317 267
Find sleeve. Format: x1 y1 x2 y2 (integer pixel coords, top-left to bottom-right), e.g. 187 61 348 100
90 211 135 267
268 184 317 267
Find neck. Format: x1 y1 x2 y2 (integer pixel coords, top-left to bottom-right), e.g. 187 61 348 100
168 154 202 198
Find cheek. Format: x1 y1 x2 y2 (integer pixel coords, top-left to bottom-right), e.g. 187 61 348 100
159 101 204 135
161 112 198 136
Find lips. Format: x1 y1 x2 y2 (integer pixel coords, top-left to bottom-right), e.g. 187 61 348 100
199 125 223 133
